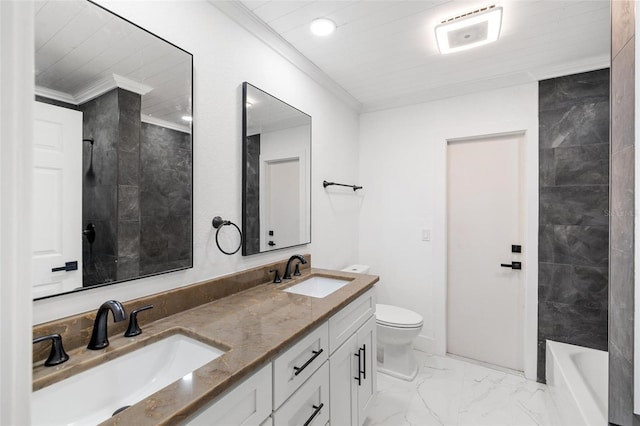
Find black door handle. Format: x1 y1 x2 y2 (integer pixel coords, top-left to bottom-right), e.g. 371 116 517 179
268 241 276 246
500 262 522 270
52 261 78 272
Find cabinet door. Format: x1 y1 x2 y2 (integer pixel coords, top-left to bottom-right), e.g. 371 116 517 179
356 316 377 424
329 333 358 426
185 363 272 426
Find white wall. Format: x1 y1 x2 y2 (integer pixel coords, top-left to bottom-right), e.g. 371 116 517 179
358 83 539 379
33 1 361 324
1 2 34 423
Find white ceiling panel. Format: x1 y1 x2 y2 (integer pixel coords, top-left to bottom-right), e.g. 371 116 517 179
35 0 192 130
229 0 610 111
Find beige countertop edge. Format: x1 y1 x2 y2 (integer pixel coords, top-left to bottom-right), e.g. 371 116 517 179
33 268 378 426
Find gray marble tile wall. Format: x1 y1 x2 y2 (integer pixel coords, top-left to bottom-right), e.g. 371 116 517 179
80 89 119 286
609 0 637 424
139 122 192 275
538 69 610 382
116 89 141 281
244 135 260 254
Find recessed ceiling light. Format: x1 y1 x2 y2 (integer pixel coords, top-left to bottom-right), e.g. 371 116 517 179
310 18 336 36
435 5 503 54
182 115 193 122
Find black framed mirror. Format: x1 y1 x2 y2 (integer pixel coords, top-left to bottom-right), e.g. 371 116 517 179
33 0 193 299
242 82 311 255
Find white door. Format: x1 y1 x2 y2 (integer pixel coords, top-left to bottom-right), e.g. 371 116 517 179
446 133 524 371
32 101 83 298
263 158 301 251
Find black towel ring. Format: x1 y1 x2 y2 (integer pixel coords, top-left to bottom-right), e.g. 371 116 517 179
212 216 242 255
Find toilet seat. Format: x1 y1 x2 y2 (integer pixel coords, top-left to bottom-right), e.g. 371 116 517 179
376 304 423 328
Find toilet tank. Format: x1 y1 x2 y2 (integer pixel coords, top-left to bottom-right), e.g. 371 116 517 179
341 264 370 274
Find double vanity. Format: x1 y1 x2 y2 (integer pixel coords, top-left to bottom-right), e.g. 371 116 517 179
32 256 378 425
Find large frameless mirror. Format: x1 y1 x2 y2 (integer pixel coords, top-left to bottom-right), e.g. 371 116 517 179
33 0 193 299
242 82 311 255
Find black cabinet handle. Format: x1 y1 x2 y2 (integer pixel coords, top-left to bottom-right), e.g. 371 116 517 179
354 350 362 386
302 403 324 426
361 344 366 380
51 261 78 272
293 348 324 376
500 262 522 270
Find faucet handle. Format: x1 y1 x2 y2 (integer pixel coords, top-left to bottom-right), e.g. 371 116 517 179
293 263 302 276
124 305 154 337
269 269 282 284
33 334 69 366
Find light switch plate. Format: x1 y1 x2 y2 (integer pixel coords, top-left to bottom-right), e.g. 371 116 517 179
422 229 431 241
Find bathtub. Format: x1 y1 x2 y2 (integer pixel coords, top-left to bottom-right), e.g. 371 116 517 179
546 340 608 425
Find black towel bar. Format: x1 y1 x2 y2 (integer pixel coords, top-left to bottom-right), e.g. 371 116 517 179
323 180 362 191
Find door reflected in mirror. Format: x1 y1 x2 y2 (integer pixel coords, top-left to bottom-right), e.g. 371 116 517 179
32 0 193 300
242 83 311 255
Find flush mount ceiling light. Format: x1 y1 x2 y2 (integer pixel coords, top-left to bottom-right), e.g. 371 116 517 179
435 5 503 54
310 18 336 36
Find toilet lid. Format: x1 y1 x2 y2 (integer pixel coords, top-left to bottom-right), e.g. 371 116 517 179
376 304 423 328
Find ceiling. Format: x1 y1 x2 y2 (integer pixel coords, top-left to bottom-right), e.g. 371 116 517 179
34 0 192 132
221 0 610 112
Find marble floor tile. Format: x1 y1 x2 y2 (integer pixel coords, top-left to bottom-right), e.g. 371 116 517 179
365 351 562 426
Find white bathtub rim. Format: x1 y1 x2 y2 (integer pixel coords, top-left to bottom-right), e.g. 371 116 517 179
546 340 608 426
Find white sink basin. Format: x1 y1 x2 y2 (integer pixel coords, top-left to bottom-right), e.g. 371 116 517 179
32 333 225 426
283 276 351 298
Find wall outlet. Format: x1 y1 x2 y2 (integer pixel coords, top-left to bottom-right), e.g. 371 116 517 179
421 229 431 241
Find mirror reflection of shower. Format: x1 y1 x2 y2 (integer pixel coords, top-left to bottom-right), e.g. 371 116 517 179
83 138 95 181
83 222 96 263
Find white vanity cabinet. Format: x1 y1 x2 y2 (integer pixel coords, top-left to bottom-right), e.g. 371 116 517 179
328 289 377 426
184 287 376 426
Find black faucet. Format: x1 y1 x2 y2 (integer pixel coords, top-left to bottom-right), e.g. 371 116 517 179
87 300 126 350
283 255 307 280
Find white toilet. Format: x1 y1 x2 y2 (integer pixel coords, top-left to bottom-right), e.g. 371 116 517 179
375 304 423 381
341 264 424 381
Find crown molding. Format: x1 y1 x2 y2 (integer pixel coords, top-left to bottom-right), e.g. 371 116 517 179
36 74 155 106
141 114 191 134
362 54 611 113
209 0 362 113
34 86 77 105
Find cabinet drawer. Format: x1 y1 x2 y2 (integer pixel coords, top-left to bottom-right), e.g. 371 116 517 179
329 288 376 354
185 363 272 426
273 361 330 426
273 322 329 409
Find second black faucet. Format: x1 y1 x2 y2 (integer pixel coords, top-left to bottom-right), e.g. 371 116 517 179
283 255 307 280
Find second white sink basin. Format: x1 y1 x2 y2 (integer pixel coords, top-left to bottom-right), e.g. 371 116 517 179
32 333 225 426
283 276 351 298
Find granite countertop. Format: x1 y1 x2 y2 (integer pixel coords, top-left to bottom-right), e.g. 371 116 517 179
32 268 378 426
